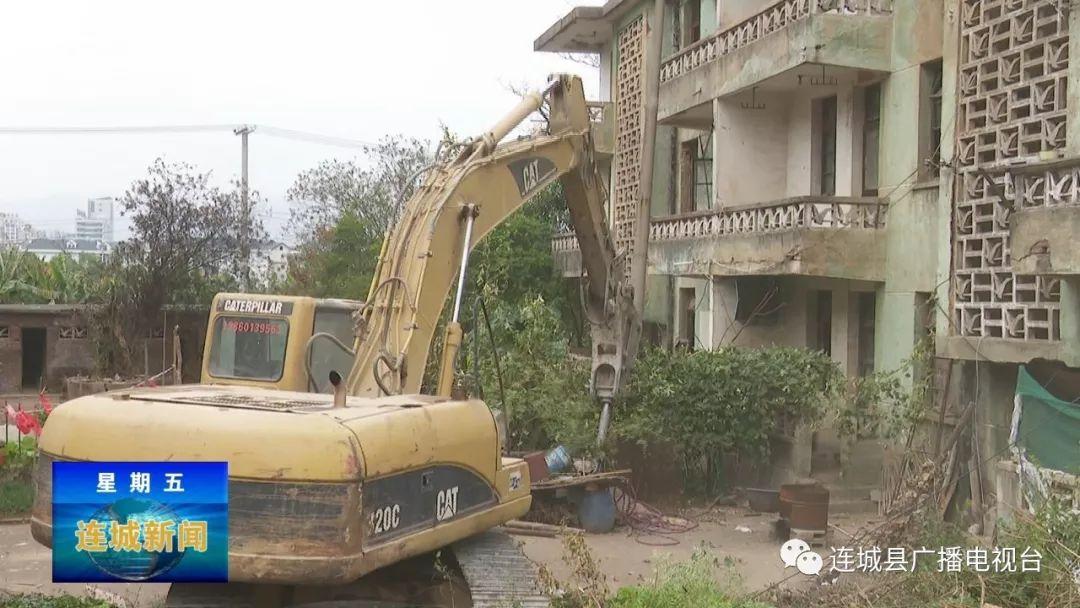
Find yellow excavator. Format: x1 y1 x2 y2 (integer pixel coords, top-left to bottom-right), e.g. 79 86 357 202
30 75 644 606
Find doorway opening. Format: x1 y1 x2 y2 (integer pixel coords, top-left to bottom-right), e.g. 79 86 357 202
21 327 46 390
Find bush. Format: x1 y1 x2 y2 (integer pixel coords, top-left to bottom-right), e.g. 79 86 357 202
467 296 598 454
615 347 842 493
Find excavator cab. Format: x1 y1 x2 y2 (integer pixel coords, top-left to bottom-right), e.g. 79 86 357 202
201 293 360 394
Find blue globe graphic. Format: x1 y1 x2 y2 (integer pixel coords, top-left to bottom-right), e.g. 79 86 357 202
86 498 185 581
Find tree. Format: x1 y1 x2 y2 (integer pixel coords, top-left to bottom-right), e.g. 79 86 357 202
285 212 382 301
467 182 582 341
283 135 436 300
89 158 262 374
286 135 434 246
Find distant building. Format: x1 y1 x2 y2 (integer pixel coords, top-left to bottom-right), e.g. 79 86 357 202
0 212 35 245
25 238 112 262
250 240 294 284
75 197 114 242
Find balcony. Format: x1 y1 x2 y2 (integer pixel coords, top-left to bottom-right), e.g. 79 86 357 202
553 196 888 281
658 0 893 126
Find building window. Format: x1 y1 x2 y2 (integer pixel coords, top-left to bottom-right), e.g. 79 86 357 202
682 0 701 47
862 84 882 196
0 326 8 339
734 278 781 326
919 60 943 180
694 133 713 209
817 96 838 196
678 134 713 212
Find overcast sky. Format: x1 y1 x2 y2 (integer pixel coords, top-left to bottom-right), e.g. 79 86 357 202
0 0 602 242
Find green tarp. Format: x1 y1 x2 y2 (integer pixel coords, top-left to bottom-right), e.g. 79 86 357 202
1015 366 1080 475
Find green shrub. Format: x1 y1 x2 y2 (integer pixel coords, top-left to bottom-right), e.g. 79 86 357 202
615 346 842 493
470 296 598 454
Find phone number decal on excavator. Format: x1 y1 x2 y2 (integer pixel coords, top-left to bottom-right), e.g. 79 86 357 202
223 319 283 335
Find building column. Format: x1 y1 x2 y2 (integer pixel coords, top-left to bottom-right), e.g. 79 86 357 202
709 277 738 348
1059 278 1080 367
831 283 857 377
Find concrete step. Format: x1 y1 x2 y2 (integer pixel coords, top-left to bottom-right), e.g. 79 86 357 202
824 484 876 502
829 498 880 515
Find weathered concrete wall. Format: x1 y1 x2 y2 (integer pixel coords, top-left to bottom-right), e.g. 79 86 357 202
714 94 790 205
718 0 769 29
1011 206 1080 276
0 311 94 392
890 0 944 69
701 0 718 35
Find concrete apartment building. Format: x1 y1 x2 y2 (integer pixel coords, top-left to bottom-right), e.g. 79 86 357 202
75 197 115 242
538 0 1078 512
0 212 35 245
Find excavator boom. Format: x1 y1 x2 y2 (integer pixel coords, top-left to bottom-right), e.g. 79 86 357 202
345 74 640 439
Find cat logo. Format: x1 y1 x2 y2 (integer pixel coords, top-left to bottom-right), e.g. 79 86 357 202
436 486 459 521
508 157 557 198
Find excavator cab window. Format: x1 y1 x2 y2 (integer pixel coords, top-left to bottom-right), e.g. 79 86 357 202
308 306 355 392
208 316 289 381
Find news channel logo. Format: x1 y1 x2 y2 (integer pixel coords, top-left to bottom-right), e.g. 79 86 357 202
52 461 228 582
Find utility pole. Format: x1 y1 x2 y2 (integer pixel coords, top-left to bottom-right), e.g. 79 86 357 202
234 124 256 290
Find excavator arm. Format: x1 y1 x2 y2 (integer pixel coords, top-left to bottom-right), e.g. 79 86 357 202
344 74 640 441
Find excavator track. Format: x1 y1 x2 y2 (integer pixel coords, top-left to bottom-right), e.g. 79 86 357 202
451 530 550 608
165 532 548 607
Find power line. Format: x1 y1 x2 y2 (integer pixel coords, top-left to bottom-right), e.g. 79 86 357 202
255 126 378 150
0 123 379 150
0 124 238 135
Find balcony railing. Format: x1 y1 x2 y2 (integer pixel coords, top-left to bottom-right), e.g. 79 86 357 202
552 232 579 252
659 0 892 84
552 196 886 252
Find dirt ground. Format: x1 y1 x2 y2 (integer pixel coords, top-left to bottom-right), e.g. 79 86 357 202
518 507 875 593
0 523 169 605
0 509 877 606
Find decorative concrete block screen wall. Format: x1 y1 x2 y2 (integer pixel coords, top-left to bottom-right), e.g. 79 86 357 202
953 0 1067 340
614 15 646 279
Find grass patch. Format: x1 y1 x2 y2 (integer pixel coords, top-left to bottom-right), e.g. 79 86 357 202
609 550 771 608
0 478 33 517
0 594 118 608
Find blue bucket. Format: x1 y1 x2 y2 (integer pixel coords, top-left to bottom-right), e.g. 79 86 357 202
545 445 571 474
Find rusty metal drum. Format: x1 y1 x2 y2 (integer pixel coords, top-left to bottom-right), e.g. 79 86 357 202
779 483 829 531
